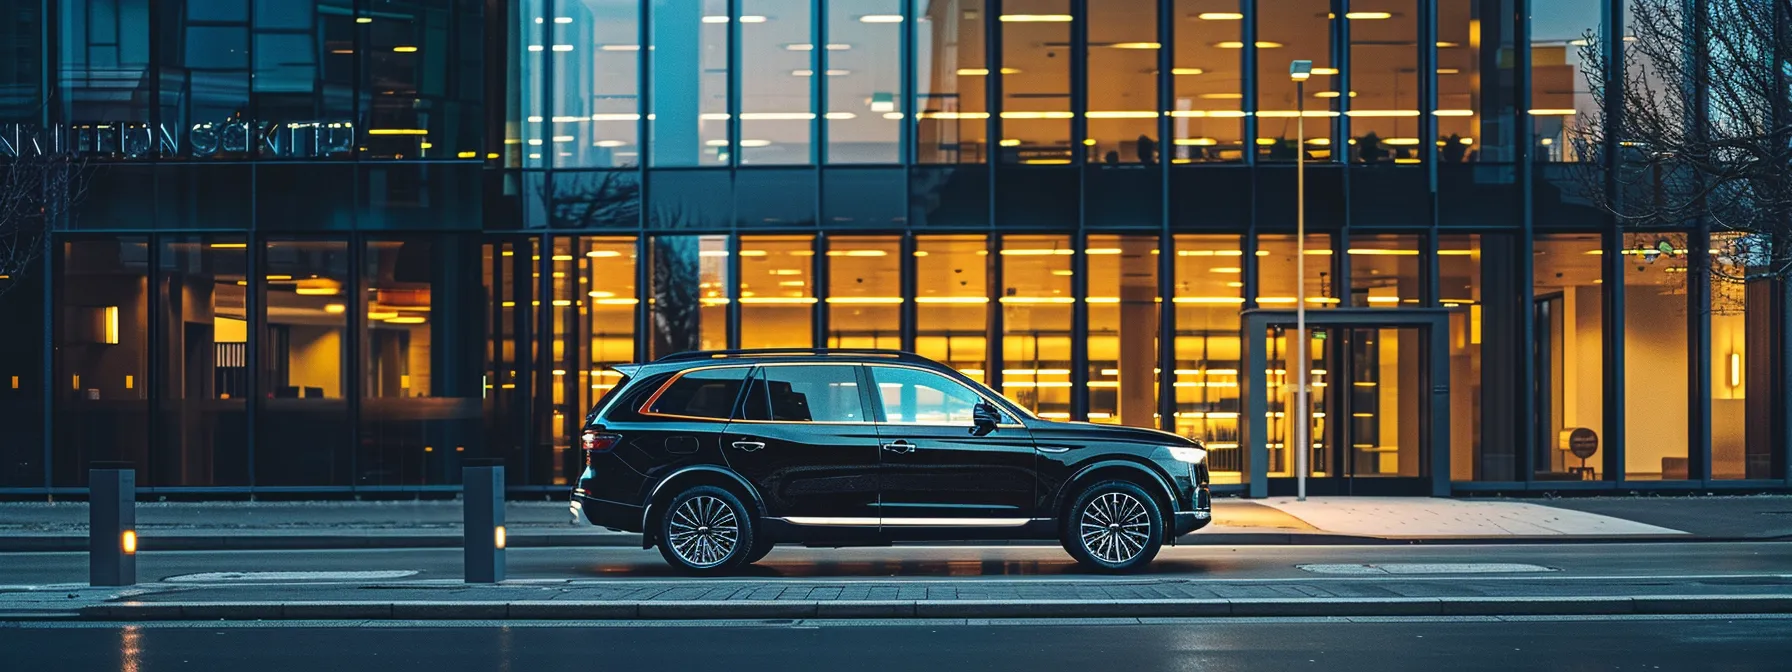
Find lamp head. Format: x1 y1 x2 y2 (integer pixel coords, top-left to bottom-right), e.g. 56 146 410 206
1289 59 1313 81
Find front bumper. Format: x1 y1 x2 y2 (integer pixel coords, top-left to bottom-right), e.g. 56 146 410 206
570 492 643 532
1172 509 1212 537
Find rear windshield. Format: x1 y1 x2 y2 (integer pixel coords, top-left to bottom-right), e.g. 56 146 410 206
644 368 750 419
584 372 631 423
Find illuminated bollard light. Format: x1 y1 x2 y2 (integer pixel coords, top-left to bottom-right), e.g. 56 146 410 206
89 462 136 587
463 459 506 583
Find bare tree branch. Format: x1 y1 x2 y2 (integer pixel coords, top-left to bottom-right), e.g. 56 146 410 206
1571 0 1792 297
0 138 91 297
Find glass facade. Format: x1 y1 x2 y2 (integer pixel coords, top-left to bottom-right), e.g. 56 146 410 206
1 0 1786 495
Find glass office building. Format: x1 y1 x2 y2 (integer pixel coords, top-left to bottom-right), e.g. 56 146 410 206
0 0 1786 496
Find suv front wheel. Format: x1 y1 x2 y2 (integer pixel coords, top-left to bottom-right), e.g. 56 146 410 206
1062 480 1164 573
656 485 757 575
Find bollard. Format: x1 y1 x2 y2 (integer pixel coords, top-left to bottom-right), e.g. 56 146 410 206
463 459 505 583
89 462 137 587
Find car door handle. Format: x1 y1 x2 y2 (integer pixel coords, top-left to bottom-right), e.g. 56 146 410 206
881 441 917 454
731 440 765 452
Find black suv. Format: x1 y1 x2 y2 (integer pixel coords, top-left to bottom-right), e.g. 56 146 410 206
570 349 1212 574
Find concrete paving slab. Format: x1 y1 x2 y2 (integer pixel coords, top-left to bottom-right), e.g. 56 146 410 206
1536 496 1792 539
1255 497 1688 537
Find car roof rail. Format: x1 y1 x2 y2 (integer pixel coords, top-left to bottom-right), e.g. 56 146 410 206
652 348 928 365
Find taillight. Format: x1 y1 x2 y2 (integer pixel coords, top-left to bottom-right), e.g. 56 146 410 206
581 432 621 466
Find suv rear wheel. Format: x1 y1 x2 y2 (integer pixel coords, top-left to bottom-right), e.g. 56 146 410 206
656 485 756 575
1061 480 1163 573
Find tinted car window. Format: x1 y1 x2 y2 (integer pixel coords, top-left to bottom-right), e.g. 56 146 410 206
743 365 865 422
645 367 749 419
869 366 989 424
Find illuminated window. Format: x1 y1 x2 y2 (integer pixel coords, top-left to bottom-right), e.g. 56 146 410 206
1437 0 1515 162
1534 234 1605 479
1172 234 1243 483
999 235 1071 417
1440 234 1487 480
999 0 1071 163
827 236 902 349
1257 0 1336 161
1622 232 1688 480
1085 0 1158 165
915 235 989 381
1347 234 1420 307
1086 235 1159 427
1531 0 1603 161
740 235 816 348
828 0 903 163
155 236 249 486
1172 0 1245 162
916 0 989 163
1710 231 1772 479
1347 2 1421 163
739 0 814 164
1255 233 1334 308
362 238 484 486
259 239 351 486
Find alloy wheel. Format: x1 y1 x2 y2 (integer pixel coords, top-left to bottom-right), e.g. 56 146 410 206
667 495 740 568
1078 491 1151 565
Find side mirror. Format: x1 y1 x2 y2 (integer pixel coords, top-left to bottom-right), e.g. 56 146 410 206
970 401 1001 436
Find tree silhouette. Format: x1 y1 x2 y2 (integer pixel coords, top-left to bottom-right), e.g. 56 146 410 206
1 121 92 297
1572 0 1792 284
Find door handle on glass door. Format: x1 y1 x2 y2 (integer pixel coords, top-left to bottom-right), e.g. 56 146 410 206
881 441 917 454
731 440 765 452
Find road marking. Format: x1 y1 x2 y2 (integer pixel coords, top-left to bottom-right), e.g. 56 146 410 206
1298 563 1556 575
163 571 420 583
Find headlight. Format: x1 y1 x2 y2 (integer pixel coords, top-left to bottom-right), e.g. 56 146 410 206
1167 446 1208 464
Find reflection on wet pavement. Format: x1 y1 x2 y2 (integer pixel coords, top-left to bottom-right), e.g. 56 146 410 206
574 546 1225 579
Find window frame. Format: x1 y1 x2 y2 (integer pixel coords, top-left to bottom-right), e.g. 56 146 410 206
636 365 754 421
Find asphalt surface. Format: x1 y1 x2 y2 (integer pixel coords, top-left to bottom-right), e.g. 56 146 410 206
5 616 1790 671
3 542 1789 586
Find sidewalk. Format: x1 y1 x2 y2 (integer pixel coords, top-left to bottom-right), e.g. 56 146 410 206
7 572 1792 621
2 496 1786 553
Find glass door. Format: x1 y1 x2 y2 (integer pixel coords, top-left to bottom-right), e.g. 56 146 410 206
1266 325 1428 495
1334 328 1425 486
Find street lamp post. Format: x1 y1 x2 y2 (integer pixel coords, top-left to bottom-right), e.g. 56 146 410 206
1289 60 1312 502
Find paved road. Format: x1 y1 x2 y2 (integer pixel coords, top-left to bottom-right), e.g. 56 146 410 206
2 542 1787 586
5 616 1789 671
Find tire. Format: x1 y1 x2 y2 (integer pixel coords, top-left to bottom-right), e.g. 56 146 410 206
1061 480 1164 573
656 485 756 575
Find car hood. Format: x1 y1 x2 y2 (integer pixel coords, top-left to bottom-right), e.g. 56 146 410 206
1027 420 1199 447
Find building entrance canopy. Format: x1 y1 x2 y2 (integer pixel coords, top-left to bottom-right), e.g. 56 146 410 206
1241 309 1451 498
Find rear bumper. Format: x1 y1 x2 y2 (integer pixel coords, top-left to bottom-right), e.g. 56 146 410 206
570 492 643 533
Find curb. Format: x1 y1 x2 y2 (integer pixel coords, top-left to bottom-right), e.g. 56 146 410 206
3 532 1768 553
65 594 1792 621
